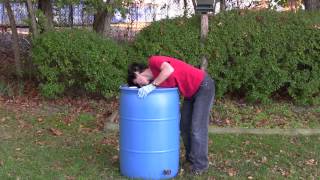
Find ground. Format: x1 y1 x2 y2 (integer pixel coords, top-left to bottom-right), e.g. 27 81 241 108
0 32 319 179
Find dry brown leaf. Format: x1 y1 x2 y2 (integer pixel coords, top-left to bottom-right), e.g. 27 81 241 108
207 176 216 180
37 118 44 123
111 155 119 163
261 156 267 163
65 176 76 180
1 117 6 123
225 118 231 125
305 159 317 166
0 160 4 166
247 176 254 180
79 127 93 133
209 139 213 145
243 140 251 145
35 140 47 146
227 168 237 176
49 128 63 136
255 119 269 127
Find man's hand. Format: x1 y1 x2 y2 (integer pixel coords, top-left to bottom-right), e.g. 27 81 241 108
138 84 156 98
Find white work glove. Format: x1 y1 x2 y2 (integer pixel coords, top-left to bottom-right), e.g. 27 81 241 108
138 84 156 98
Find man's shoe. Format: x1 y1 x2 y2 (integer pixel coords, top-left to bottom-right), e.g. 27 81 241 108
190 168 208 176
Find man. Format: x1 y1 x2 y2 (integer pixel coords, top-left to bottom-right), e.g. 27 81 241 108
127 55 215 175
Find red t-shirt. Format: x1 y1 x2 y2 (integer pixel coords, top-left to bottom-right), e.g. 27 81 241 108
148 56 205 98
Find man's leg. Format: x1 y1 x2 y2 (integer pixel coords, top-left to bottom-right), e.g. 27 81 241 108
189 76 215 171
180 98 193 163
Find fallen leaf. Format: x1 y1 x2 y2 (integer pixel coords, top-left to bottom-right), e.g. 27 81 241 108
225 118 233 125
37 118 44 123
227 168 237 176
36 130 43 137
0 160 4 166
1 117 6 123
111 155 118 163
261 156 267 163
35 140 47 145
255 119 269 127
65 176 76 180
255 109 262 113
243 140 251 145
209 139 213 145
49 128 63 136
248 176 253 180
305 159 317 166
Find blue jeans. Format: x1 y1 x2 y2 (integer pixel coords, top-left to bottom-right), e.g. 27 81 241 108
180 74 215 171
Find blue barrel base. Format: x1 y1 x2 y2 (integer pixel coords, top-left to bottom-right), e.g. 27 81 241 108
120 150 179 179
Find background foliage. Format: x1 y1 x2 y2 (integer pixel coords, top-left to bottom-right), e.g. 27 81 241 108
31 10 320 105
132 10 320 105
32 29 128 98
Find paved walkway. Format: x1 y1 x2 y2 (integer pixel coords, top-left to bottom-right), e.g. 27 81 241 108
105 123 320 136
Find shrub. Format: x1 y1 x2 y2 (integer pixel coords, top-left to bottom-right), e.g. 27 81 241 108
206 10 320 104
132 10 320 105
132 16 202 65
32 29 128 98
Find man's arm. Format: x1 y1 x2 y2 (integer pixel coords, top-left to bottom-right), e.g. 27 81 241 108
152 62 174 86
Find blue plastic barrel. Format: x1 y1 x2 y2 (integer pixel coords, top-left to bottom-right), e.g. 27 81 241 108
119 86 180 179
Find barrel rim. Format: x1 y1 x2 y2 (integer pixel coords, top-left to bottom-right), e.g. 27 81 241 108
120 85 178 92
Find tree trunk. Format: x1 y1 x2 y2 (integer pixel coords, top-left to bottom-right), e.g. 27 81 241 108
69 5 74 27
93 10 112 37
4 0 22 79
38 0 54 31
220 0 226 11
183 0 188 17
191 0 197 12
200 14 208 71
304 0 320 10
26 0 38 38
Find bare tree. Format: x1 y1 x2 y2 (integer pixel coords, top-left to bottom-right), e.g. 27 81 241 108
26 0 39 38
304 0 320 10
220 0 226 11
191 0 197 12
38 0 54 31
93 10 113 37
4 0 22 79
183 0 188 16
69 4 74 27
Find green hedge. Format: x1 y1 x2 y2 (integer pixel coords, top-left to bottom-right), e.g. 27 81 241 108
131 16 202 65
32 29 128 98
132 10 320 105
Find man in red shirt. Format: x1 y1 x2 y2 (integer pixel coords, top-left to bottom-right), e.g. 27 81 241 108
127 56 215 175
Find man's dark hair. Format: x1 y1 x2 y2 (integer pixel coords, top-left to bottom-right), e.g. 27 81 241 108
127 62 147 87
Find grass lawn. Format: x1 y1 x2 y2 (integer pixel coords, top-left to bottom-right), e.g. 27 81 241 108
0 106 319 179
211 99 320 128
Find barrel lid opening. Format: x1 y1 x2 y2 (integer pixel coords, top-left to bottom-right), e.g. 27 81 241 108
120 85 178 92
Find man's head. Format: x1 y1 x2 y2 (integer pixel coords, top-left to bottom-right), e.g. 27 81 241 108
127 62 149 87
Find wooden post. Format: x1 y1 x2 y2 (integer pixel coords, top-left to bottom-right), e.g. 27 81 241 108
200 13 209 71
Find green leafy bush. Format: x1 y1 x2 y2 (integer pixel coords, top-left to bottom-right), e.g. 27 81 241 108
32 29 128 98
132 16 202 65
132 10 320 105
206 10 320 104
